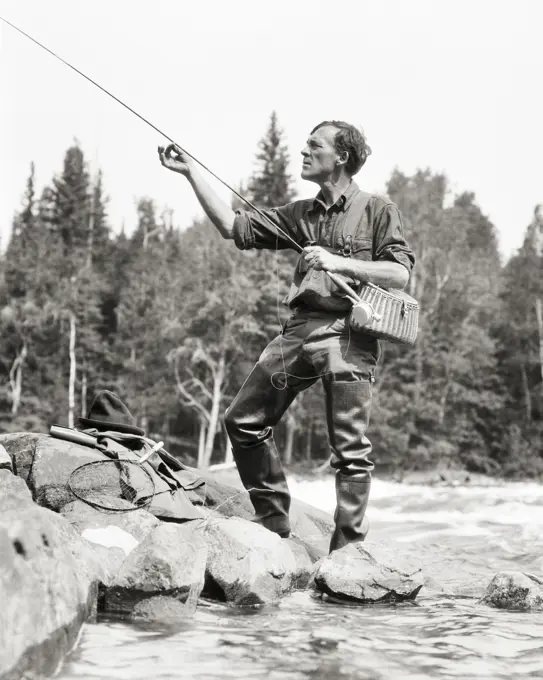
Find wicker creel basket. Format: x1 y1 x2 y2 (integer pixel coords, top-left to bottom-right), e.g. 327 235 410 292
356 283 419 345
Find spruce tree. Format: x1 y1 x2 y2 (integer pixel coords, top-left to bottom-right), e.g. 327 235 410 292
52 144 90 275
247 111 296 208
5 163 37 298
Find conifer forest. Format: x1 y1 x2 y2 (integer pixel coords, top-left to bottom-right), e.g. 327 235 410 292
1 112 542 478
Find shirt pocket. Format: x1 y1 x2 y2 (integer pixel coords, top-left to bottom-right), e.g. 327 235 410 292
351 236 373 261
335 235 373 261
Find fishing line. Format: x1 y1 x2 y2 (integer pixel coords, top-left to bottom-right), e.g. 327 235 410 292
0 15 302 253
1 15 358 391
271 223 354 393
1 16 364 303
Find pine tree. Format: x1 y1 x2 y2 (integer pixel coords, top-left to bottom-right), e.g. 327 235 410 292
4 163 38 298
247 111 296 208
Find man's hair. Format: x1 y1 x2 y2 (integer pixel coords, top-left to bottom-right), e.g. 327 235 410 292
311 120 372 176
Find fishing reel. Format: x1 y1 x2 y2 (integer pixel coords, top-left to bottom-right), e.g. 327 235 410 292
349 299 382 331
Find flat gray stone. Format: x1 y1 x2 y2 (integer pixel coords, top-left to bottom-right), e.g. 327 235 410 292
313 540 424 603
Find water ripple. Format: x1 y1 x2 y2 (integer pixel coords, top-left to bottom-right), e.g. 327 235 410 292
57 479 543 680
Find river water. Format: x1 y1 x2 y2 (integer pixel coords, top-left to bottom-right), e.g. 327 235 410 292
57 477 543 680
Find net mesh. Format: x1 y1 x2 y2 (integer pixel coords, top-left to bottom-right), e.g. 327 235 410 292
68 459 156 512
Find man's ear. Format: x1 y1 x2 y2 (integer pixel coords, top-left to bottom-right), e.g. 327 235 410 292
337 151 349 167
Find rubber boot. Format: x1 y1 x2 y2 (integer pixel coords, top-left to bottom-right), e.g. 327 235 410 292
232 440 291 538
329 474 371 552
324 379 374 553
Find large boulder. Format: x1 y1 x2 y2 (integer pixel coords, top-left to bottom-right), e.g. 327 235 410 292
101 521 208 615
0 473 99 680
27 436 106 510
12 433 203 524
202 516 297 605
0 433 335 560
312 541 424 603
61 499 160 542
482 571 543 611
194 467 334 562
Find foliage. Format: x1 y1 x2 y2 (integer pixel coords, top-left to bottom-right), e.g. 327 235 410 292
0 117 542 477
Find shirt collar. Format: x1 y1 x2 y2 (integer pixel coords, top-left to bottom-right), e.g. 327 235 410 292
311 180 360 213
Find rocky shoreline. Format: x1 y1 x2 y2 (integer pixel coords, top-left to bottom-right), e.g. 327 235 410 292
1 433 540 680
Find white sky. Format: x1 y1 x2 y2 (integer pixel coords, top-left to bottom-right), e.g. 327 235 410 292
0 0 542 261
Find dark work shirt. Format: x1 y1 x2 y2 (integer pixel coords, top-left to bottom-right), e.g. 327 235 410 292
232 181 415 312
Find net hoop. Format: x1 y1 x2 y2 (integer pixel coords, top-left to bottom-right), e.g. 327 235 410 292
68 459 156 513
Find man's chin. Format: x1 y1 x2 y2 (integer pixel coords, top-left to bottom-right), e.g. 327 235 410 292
301 168 317 181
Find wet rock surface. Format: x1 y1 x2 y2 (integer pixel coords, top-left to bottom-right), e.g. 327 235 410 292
203 516 297 605
130 594 194 623
481 571 543 611
102 521 208 614
0 431 338 679
0 474 98 680
312 541 424 603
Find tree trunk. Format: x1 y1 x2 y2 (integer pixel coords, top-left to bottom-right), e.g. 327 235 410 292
9 343 27 416
438 375 451 426
520 361 532 423
140 403 149 437
305 418 312 462
197 417 207 468
202 355 226 467
535 298 543 400
283 414 295 466
68 313 76 428
86 191 95 269
81 371 87 417
405 333 424 451
224 426 233 464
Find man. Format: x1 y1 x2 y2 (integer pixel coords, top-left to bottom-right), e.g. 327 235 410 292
158 120 415 552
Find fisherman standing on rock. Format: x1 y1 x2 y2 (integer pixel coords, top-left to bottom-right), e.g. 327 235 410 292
158 120 415 552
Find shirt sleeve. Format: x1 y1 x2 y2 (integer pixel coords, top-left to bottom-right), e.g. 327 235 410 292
373 203 416 272
232 201 302 251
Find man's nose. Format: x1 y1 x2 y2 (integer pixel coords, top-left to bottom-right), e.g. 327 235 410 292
301 146 310 157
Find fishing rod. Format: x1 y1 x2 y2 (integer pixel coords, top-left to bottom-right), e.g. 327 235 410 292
0 16 362 304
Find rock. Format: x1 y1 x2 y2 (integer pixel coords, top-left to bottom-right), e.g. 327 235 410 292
61 499 160 542
131 595 193 623
101 521 208 614
0 502 98 680
27 434 203 523
283 537 314 589
203 516 296 605
82 525 139 555
312 541 424 603
0 469 35 509
194 468 335 562
0 444 12 471
482 571 543 611
29 436 106 510
3 432 333 558
0 432 42 482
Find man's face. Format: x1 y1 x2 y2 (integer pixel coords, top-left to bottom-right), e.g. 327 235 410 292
301 125 341 182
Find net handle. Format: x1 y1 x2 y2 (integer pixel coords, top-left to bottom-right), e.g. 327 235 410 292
139 440 164 465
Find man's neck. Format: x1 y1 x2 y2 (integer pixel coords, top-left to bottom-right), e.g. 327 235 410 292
318 175 352 207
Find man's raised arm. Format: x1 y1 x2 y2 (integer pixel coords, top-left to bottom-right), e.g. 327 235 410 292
158 144 234 240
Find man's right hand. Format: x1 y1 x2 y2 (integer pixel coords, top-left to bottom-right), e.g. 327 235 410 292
157 144 194 176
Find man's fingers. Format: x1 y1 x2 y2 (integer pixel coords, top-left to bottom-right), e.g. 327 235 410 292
164 143 183 160
157 147 168 168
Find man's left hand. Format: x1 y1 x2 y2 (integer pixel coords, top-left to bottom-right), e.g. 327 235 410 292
303 246 340 272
